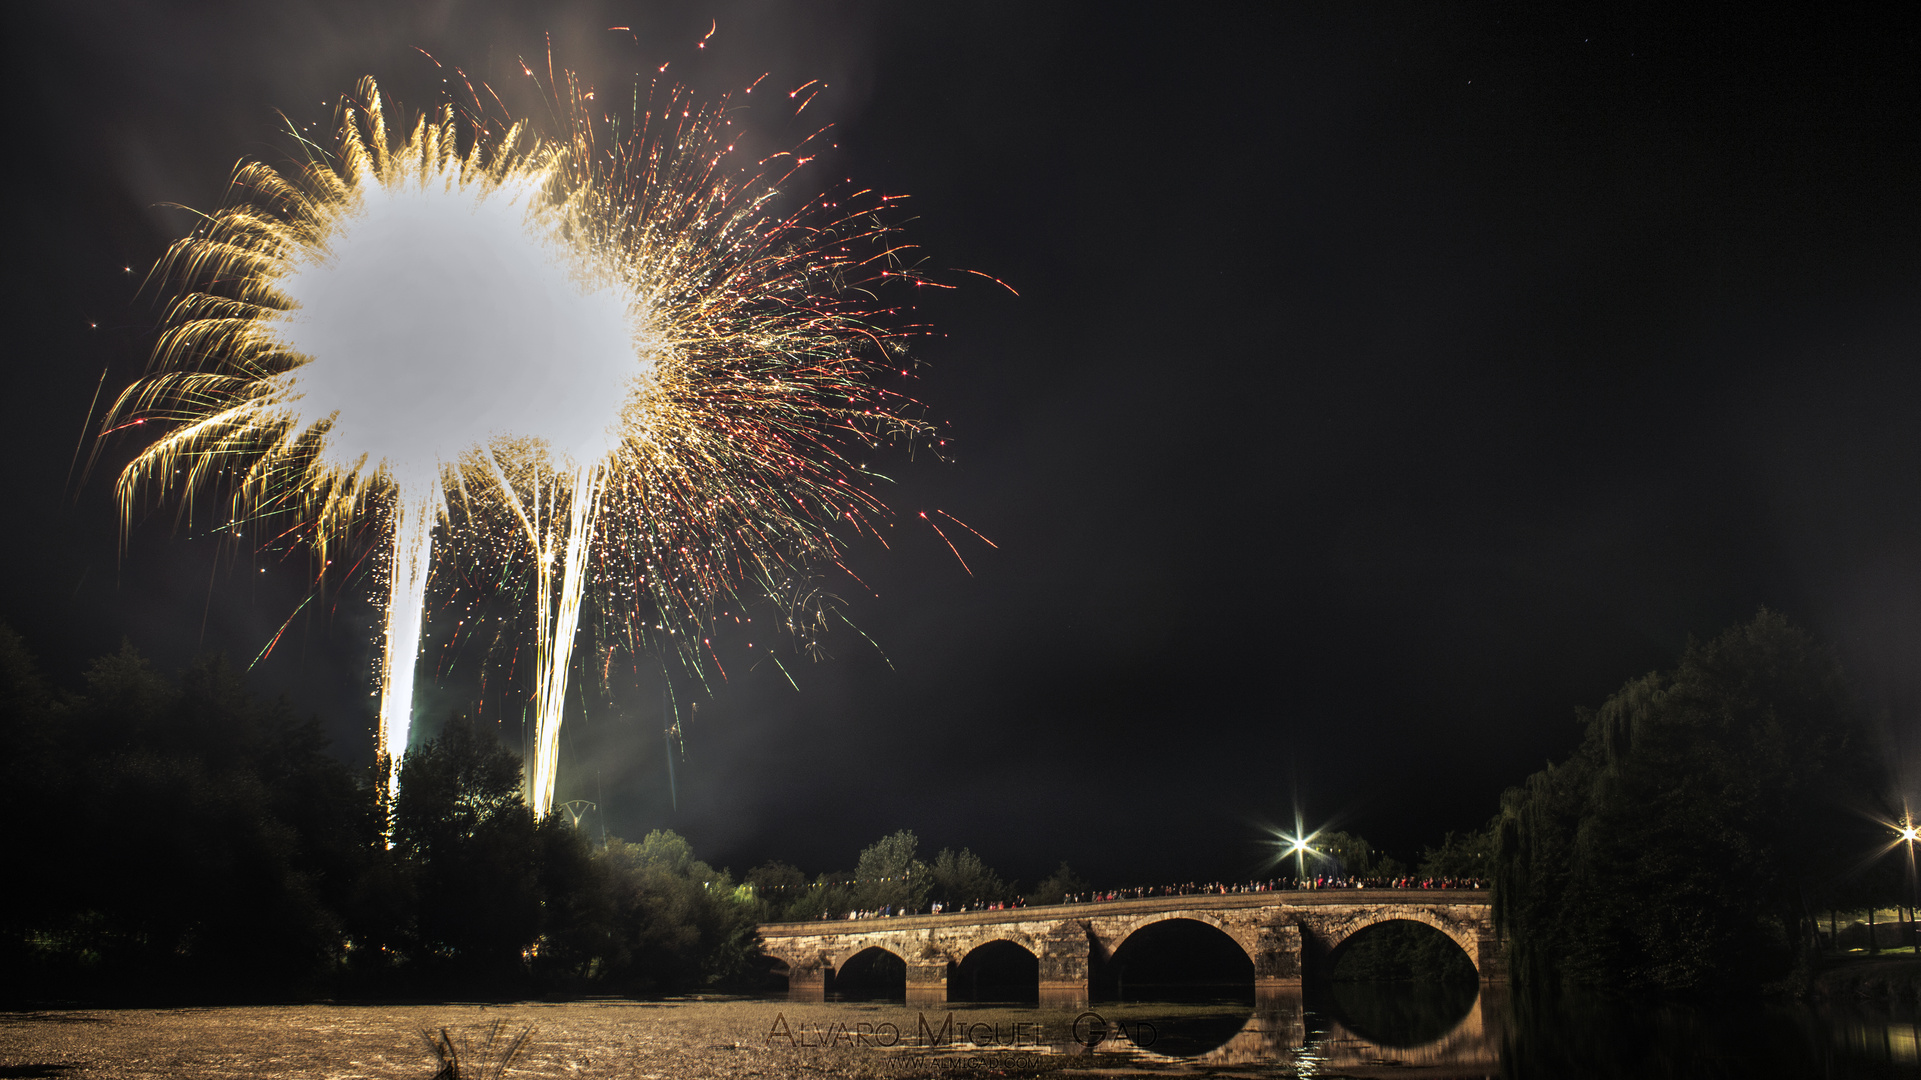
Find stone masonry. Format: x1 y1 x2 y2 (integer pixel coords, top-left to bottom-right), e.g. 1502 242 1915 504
759 889 1503 1005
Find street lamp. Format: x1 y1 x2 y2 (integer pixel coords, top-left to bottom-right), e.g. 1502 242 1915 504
1280 831 1320 881
1902 820 1919 952
1277 807 1322 886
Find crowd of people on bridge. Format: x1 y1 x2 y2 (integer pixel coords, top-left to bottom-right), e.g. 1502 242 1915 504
1059 875 1487 903
826 898 1026 920
822 875 1487 921
829 897 1030 920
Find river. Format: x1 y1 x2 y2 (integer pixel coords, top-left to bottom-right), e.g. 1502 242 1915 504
1 985 1916 1077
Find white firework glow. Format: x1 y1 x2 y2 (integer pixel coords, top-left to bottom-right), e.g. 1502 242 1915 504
111 72 941 825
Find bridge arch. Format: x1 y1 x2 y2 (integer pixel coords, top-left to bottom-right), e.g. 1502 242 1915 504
762 950 796 989
1100 913 1258 1001
1318 911 1480 976
833 944 908 999
833 941 909 964
951 929 1045 963
1107 910 1259 967
952 938 1039 1002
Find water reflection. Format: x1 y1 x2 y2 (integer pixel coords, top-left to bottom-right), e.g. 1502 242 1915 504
1830 1002 1921 1067
1327 980 1479 1047
1308 986 1498 1075
966 988 1489 1070
1079 1000 1256 1059
789 981 1921 1076
1500 991 1921 1079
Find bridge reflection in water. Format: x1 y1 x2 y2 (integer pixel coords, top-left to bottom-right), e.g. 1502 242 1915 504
759 890 1503 1072
756 986 1921 1075
778 986 1501 1072
1089 985 1501 1073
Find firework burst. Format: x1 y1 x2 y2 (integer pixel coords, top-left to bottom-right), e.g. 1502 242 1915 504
109 71 938 818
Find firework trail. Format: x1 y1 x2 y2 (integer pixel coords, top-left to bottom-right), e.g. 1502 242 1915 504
109 70 939 818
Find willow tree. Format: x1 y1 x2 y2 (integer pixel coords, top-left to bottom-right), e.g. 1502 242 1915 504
1496 610 1890 991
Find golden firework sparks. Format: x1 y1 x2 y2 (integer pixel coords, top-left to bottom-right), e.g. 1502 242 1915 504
108 72 938 819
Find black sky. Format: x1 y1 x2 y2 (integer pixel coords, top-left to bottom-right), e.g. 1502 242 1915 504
7 3 1921 889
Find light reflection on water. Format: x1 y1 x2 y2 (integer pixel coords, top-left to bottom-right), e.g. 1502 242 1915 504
801 984 1921 1077
1832 1006 1921 1066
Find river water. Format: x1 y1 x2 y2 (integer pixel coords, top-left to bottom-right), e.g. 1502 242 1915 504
803 981 1921 1077
1054 984 1917 1077
1 986 1916 1077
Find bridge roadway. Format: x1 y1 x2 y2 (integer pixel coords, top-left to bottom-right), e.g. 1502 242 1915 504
759 888 1502 1006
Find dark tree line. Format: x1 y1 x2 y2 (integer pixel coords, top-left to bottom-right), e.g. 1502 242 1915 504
0 626 758 1003
1494 610 1897 993
746 830 1031 922
13 609 1879 1002
745 830 1116 922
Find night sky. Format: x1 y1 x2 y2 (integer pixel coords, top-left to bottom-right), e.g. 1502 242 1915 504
8 3 1921 890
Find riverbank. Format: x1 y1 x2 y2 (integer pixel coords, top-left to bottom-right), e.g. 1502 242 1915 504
7 988 1920 1078
0 999 1096 1080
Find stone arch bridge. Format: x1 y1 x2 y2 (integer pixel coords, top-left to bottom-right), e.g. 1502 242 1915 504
760 889 1502 1005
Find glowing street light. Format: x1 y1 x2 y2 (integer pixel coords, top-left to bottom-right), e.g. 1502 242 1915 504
1901 818 1920 950
1278 831 1321 877
1274 806 1323 884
